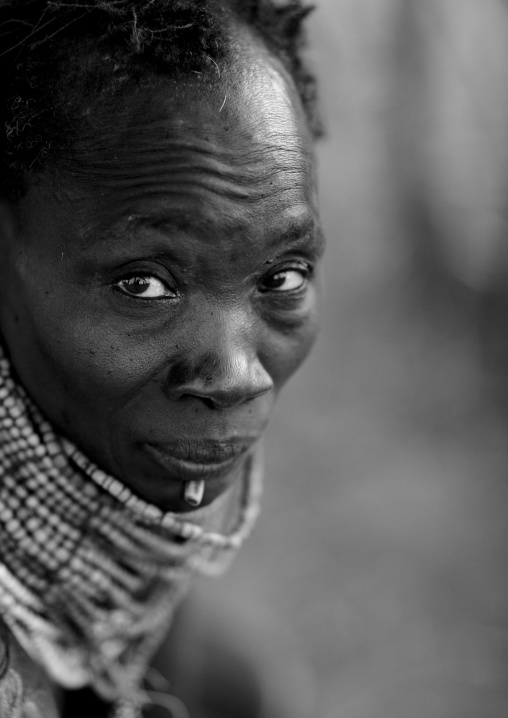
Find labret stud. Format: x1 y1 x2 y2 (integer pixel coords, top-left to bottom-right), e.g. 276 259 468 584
183 479 205 507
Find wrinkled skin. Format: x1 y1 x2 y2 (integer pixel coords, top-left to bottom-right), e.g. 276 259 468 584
0 33 323 512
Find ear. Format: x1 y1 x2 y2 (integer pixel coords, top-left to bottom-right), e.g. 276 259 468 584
0 196 21 284
0 197 20 266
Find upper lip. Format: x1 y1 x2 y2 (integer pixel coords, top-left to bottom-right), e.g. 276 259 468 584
142 437 257 468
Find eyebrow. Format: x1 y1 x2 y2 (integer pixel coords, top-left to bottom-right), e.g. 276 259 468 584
267 216 326 257
123 209 324 252
93 207 324 264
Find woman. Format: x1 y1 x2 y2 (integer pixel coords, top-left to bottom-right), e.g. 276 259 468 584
0 0 323 716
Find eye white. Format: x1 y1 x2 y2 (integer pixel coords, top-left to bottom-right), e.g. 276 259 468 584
116 275 172 299
265 269 307 292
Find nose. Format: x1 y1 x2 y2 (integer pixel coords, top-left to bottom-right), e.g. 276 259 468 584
166 311 274 409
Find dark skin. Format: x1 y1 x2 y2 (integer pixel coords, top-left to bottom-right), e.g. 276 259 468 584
0 32 322 517
0 27 322 718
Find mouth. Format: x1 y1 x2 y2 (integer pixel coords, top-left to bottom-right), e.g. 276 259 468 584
142 438 256 482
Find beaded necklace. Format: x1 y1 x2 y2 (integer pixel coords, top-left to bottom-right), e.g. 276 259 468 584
0 347 262 717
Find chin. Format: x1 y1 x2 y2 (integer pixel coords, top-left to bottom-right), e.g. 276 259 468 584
120 458 245 514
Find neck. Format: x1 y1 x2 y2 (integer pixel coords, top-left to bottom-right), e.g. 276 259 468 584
0 343 263 709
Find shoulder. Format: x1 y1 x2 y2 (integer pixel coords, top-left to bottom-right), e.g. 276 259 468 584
0 620 59 718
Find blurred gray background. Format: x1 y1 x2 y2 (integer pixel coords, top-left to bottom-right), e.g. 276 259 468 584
198 2 508 716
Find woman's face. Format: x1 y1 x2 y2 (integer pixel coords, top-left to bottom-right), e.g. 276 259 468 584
0 42 323 511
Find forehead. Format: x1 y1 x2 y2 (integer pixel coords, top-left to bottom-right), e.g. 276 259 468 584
21 36 317 249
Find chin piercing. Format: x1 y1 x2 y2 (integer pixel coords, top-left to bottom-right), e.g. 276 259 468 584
183 480 205 507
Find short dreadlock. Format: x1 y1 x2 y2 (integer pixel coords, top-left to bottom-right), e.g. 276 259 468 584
0 0 319 197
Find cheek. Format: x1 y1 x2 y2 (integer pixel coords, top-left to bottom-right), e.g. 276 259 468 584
36 321 156 402
262 308 320 389
0 273 154 427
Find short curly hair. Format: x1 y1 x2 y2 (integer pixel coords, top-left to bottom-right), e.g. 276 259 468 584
0 0 320 197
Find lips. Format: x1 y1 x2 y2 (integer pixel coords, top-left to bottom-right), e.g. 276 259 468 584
142 437 256 481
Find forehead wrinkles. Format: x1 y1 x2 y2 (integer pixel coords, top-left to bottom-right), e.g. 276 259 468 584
51 43 314 220
65 132 309 203
58 53 311 199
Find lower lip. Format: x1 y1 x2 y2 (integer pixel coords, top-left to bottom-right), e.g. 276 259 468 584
142 444 242 482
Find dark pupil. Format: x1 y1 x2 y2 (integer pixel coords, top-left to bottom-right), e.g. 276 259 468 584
266 273 286 289
125 277 149 294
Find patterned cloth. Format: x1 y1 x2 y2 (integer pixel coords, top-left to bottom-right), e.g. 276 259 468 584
0 345 262 715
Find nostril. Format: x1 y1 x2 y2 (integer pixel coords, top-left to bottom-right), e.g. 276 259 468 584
197 395 218 410
183 386 269 410
165 350 274 408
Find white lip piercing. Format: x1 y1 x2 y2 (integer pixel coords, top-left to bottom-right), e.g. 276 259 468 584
183 480 205 507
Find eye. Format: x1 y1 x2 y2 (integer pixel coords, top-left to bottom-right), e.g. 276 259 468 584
115 274 175 299
261 267 309 293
